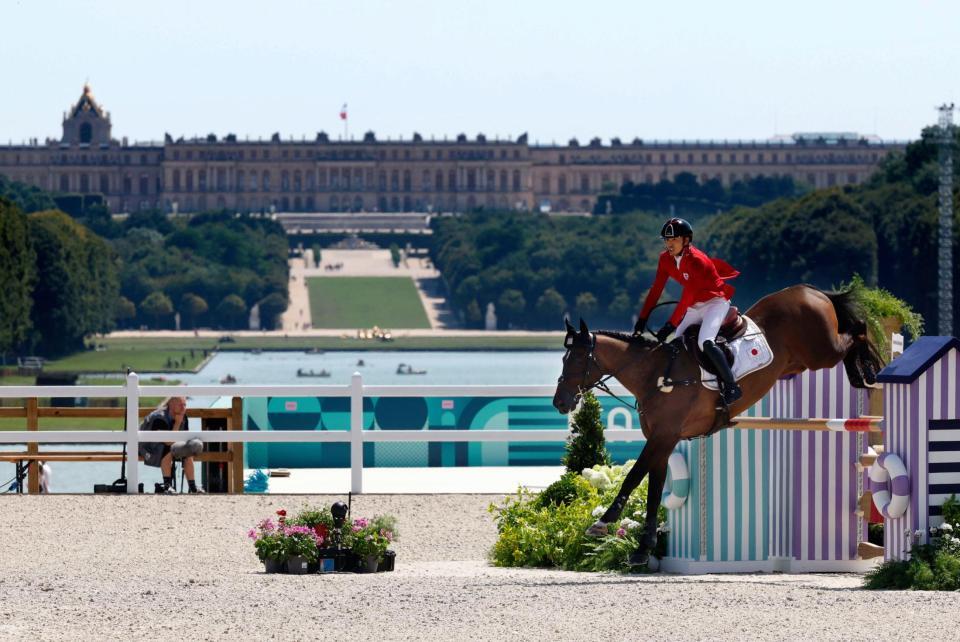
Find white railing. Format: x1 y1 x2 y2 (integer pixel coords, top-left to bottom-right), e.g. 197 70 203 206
0 372 644 494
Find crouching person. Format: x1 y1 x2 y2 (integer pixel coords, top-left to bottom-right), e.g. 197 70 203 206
139 396 204 494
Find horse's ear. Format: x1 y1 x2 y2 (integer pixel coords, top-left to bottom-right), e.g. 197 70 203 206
564 318 575 333
579 318 589 335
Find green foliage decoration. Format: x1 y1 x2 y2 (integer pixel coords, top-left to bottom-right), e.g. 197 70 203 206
489 461 667 572
864 495 960 590
562 391 611 473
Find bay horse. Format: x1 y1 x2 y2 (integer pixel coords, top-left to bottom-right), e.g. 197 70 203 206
551 284 883 566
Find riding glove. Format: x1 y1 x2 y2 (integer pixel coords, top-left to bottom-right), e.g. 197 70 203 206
633 316 647 336
655 323 675 343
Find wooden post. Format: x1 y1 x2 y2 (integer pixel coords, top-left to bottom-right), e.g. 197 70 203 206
26 398 39 494
230 396 244 494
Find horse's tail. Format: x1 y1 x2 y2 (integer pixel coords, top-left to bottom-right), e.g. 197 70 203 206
813 285 885 385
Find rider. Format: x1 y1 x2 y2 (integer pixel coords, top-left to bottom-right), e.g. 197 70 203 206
633 217 743 406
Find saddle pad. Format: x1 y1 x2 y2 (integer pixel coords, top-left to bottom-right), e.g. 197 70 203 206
700 315 774 391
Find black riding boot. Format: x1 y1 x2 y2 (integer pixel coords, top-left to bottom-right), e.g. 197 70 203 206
702 340 742 406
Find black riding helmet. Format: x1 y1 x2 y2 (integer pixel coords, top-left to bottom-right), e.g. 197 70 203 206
660 217 693 240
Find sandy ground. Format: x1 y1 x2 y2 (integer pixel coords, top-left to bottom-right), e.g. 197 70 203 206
2 495 959 641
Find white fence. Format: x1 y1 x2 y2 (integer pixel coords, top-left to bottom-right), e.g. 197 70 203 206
0 372 644 494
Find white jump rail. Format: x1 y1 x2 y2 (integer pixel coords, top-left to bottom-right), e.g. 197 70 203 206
0 372 643 494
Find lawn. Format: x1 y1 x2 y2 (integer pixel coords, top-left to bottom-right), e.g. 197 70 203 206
307 277 431 329
43 349 208 374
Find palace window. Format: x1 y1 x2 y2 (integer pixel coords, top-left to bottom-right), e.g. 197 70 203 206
580 174 589 193
757 153 764 164
186 170 194 191
435 170 443 191
60 175 69 191
173 170 181 190
198 170 207 191
80 174 89 193
100 174 109 194
499 170 507 192
140 175 149 195
449 170 456 192
391 170 399 191
541 176 550 193
217 168 226 190
687 153 693 163
466 169 476 191
237 170 245 192
422 170 431 191
487 169 495 191
262 171 271 191
558 175 566 194
378 171 386 191
281 171 290 191
403 170 412 191
250 172 258 191
513 170 522 192
744 153 751 164
294 171 302 192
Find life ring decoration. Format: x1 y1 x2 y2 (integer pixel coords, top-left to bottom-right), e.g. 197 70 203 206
661 452 690 510
868 453 910 519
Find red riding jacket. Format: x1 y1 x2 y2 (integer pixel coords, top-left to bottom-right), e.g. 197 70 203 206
639 244 739 327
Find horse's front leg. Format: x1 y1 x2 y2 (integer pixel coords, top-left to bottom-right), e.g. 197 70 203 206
585 435 674 537
628 452 670 567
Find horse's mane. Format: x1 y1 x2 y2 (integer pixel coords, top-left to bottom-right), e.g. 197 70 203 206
594 330 658 349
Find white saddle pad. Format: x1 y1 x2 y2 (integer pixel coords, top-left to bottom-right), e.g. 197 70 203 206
699 315 774 391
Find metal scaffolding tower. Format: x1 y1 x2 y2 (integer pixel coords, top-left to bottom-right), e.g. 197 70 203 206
937 104 955 336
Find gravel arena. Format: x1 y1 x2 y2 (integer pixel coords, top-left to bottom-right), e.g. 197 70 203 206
3 495 959 641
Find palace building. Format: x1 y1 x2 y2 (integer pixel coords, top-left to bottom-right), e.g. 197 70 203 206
0 86 907 214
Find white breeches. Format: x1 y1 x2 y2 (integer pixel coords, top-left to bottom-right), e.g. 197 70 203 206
674 297 731 349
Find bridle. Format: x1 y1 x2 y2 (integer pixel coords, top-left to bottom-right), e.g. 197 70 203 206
558 329 704 415
557 332 639 411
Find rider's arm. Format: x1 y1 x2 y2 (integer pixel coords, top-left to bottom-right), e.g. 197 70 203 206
667 252 715 326
638 253 670 320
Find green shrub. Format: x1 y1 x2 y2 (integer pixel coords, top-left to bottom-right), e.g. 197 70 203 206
489 461 667 572
562 390 610 473
864 495 960 590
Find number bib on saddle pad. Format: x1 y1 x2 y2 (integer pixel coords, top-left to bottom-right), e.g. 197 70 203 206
698 315 774 391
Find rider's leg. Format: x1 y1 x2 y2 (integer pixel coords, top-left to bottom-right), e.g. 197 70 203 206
698 298 741 405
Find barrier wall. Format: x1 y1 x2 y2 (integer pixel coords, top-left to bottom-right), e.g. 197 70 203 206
244 395 647 468
662 363 874 573
877 336 960 561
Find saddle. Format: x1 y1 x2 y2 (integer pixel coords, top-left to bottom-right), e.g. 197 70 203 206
681 306 746 375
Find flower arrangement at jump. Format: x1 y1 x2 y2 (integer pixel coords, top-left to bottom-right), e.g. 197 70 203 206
864 495 960 590
489 391 667 573
249 504 397 574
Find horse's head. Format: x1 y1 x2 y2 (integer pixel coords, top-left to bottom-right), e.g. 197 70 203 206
553 318 603 415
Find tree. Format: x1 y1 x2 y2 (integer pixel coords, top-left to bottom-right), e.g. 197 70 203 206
179 293 208 329
141 291 173 329
216 294 248 329
257 292 288 330
311 244 322 268
607 292 634 325
0 198 35 356
497 289 526 328
389 243 401 267
562 391 610 473
114 296 137 328
535 288 567 328
575 292 598 320
28 210 118 356
465 300 483 328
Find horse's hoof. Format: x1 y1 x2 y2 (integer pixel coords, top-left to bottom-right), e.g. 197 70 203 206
585 521 608 537
627 550 650 567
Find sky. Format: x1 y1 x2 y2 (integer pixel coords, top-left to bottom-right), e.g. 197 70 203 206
2 0 957 145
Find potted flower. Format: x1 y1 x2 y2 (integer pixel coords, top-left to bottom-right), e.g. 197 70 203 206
249 512 287 573
282 525 323 574
349 517 395 572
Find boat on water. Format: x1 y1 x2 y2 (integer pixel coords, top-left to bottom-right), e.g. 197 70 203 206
305 348 324 354
220 374 237 384
396 363 427 375
296 368 331 378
